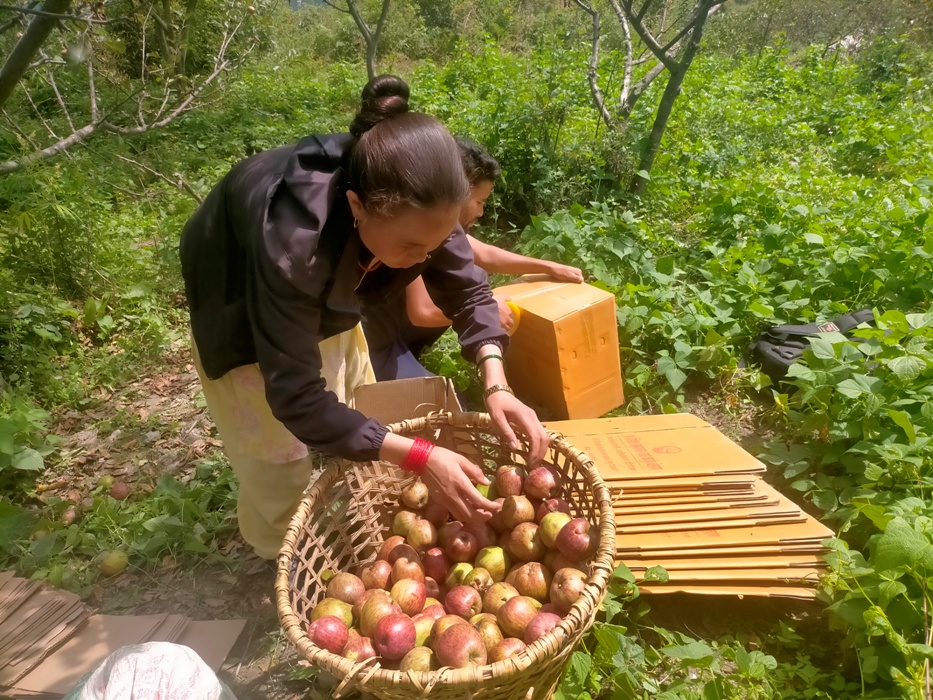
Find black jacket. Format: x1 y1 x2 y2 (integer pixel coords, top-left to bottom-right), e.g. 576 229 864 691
179 133 507 461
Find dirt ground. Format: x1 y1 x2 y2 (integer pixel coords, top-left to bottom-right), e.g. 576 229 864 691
39 343 806 699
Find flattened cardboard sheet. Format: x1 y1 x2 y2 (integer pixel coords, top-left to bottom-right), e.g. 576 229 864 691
639 584 819 600
616 518 834 553
632 567 825 584
353 376 461 427
625 553 827 571
175 619 247 671
620 543 829 559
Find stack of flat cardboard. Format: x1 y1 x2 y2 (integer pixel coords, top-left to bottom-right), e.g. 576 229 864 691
0 572 246 698
545 415 833 600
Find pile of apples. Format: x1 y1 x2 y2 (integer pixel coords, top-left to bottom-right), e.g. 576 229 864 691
305 464 593 673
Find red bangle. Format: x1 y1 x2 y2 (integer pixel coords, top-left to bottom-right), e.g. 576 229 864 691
401 437 434 476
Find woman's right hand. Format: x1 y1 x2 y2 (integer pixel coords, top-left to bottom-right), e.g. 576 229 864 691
420 446 501 525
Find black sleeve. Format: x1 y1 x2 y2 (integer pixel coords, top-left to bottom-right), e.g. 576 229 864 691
246 188 388 461
420 227 510 362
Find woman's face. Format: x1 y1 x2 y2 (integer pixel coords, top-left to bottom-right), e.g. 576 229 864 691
347 191 461 269
459 180 495 231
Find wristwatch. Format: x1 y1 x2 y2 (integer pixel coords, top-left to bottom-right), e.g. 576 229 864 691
483 384 514 401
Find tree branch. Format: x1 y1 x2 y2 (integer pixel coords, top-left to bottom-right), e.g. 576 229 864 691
22 82 58 138
321 0 350 14
41 62 72 130
617 0 678 71
0 4 112 23
572 0 612 129
0 120 97 173
87 52 97 122
114 153 203 203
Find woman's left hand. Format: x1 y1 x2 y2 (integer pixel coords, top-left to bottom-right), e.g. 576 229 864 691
485 390 549 466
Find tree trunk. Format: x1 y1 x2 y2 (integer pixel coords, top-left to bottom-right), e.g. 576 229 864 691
629 0 713 195
0 0 71 110
175 0 199 75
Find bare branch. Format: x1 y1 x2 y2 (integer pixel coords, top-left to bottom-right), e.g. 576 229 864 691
0 0 72 110
345 0 372 42
0 120 97 173
87 53 97 122
634 0 654 25
21 82 57 138
321 0 350 14
0 4 113 23
372 0 390 49
572 0 612 129
659 1 724 55
114 153 203 203
620 59 664 119
41 63 72 130
616 0 677 71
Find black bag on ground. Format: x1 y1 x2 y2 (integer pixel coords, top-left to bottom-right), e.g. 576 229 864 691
749 309 876 384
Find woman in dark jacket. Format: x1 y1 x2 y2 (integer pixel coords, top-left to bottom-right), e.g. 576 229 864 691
179 75 548 558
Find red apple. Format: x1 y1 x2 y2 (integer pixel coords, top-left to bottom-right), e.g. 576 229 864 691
488 637 527 662
464 567 493 594
407 518 438 553
378 535 407 562
475 546 511 583
327 572 366 605
539 512 572 549
307 615 349 655
393 510 419 537
430 614 469 646
353 588 388 620
433 623 487 668
501 496 535 529
342 629 376 661
488 498 508 532
483 582 519 615
463 522 497 550
551 567 588 613
391 554 425 585
422 548 450 583
508 522 545 562
540 603 563 616
446 585 483 619
506 562 553 602
391 579 427 616
400 646 436 672
373 613 416 661
496 596 539 639
311 598 353 627
360 560 392 590
401 481 430 510
524 612 562 644
422 500 449 527
543 550 588 574
494 465 525 497
387 543 420 566
438 521 464 549
359 593 401 638
555 518 591 559
524 466 558 500
535 498 572 523
411 613 436 647
422 603 446 621
445 562 473 589
472 614 503 653
446 530 479 563
424 576 441 600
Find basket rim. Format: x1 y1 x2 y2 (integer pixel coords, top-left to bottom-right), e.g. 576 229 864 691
275 411 617 692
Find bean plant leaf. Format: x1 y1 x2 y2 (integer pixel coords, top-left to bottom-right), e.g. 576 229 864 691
886 409 917 444
873 518 932 573
888 356 924 383
11 448 43 471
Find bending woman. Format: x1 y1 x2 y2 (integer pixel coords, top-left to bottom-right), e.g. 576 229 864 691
179 75 548 559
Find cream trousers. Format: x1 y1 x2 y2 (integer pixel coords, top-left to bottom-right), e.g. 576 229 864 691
191 326 376 559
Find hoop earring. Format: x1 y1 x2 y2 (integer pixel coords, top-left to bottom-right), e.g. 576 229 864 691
353 218 360 229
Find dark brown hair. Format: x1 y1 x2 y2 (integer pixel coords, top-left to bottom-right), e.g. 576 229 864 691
347 75 468 216
456 138 501 186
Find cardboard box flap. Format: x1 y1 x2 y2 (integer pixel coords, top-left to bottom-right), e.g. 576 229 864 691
546 414 710 434
625 553 827 571
497 279 615 321
353 377 461 427
638 584 819 600
616 518 835 553
620 543 829 559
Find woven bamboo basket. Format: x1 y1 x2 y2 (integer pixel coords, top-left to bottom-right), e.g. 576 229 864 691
275 411 616 700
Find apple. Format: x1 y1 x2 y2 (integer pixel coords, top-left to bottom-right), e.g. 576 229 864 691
307 615 349 655
506 562 553 602
539 512 572 549
472 614 503 653
433 623 487 668
401 481 430 510
555 518 591 559
378 535 406 562
476 482 492 499
496 596 539 639
424 576 442 600
342 629 376 661
463 522 497 550
422 548 450 583
391 579 427 616
540 603 563 616
535 497 572 523
470 612 497 625
407 519 438 553
501 496 535 529
524 612 562 644
464 567 493 594
359 593 401 638
360 560 392 590
422 500 449 527
543 550 588 574
446 585 483 619
483 582 519 615
494 465 525 497
373 613 416 661
391 554 425 585
445 562 473 589
411 613 436 647
353 588 388 620
311 598 353 627
438 521 464 549
400 646 436 672
524 466 558 500
551 567 589 613
475 546 511 583
487 498 508 532
508 522 545 562
393 510 419 537
446 530 479 563
327 572 366 605
488 637 527 663
422 603 446 621
387 543 420 566
430 614 469 647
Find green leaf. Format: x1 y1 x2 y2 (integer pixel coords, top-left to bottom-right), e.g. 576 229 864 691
643 565 669 583
12 448 43 471
874 518 930 573
808 336 836 359
804 232 824 245
559 651 592 698
791 204 809 216
748 301 774 318
613 562 635 583
886 409 917 444
888 356 924 383
636 170 651 180
664 367 687 391
661 640 715 663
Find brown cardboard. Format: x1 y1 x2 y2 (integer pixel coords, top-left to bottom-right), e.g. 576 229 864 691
621 543 829 559
498 279 624 419
625 553 827 571
545 415 766 480
175 619 247 671
353 376 461 426
616 519 834 553
633 567 825 584
638 584 819 600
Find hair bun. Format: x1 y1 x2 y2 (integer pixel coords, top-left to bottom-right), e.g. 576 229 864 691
349 74 410 138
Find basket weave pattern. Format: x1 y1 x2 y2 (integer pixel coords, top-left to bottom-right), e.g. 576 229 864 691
276 412 616 700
